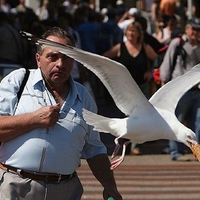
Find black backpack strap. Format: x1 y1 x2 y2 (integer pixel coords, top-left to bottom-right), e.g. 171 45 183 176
17 68 30 100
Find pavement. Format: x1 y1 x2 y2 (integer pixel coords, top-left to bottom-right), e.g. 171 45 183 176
78 152 200 200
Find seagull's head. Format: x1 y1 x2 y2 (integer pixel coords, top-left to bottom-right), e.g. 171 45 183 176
180 128 200 162
185 129 197 145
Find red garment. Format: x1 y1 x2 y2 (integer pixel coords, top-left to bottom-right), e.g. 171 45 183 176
160 0 177 16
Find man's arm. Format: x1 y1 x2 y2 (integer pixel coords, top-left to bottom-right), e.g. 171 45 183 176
0 104 60 141
160 38 179 83
87 154 122 200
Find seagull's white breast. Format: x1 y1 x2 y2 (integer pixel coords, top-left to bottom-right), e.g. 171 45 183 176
126 107 178 143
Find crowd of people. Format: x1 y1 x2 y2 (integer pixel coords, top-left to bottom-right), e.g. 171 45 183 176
0 0 200 198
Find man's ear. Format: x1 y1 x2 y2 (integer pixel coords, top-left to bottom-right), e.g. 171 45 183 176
35 53 41 68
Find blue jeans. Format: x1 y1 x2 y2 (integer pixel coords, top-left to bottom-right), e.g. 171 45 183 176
170 88 200 159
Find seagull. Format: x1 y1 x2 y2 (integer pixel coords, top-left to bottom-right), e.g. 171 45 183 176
21 31 200 170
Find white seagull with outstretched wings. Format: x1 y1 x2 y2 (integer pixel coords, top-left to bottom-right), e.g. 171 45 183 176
22 31 200 170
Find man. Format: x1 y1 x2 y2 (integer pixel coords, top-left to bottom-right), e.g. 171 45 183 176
97 8 123 55
160 18 200 161
0 27 122 200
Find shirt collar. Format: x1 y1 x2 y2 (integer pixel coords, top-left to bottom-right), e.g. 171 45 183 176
32 68 44 86
69 76 83 103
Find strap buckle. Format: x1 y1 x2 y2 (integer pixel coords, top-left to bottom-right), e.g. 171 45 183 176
16 169 24 178
44 174 62 183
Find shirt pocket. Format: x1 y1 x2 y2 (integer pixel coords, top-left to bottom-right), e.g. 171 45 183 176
59 109 88 151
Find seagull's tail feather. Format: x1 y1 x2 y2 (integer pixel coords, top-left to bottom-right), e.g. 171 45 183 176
82 108 114 133
82 108 126 138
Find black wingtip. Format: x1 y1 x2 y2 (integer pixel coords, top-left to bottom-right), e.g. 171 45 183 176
20 31 38 43
20 31 75 51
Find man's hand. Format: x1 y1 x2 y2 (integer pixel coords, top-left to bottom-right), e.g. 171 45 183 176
35 103 60 128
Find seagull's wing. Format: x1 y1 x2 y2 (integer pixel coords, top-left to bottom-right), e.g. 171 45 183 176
33 37 151 116
150 64 200 113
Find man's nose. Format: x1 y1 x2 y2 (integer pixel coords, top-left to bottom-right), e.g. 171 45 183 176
56 57 64 68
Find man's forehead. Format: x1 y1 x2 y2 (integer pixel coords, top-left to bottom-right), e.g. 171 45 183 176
42 46 59 53
42 46 71 58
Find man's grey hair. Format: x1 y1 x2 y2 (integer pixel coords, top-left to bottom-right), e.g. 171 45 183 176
37 27 75 54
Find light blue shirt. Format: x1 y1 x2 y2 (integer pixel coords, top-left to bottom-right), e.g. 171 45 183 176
0 68 106 174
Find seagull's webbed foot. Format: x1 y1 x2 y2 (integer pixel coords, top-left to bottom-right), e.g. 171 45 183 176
111 137 121 159
110 141 131 170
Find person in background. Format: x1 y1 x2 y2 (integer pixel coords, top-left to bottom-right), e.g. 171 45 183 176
0 0 11 13
160 18 200 161
103 21 157 155
100 7 109 23
77 9 100 53
10 0 34 32
134 15 163 94
135 15 163 53
96 7 123 105
62 0 78 15
97 8 123 56
15 0 32 13
76 9 102 100
0 11 24 78
116 0 126 14
35 0 49 21
159 0 177 18
0 27 122 200
155 14 179 45
117 7 140 42
150 0 161 34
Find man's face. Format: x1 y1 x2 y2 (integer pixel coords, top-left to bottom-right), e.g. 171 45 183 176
36 36 74 85
185 25 200 41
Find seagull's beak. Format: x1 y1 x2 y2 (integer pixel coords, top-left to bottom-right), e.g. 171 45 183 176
187 140 200 162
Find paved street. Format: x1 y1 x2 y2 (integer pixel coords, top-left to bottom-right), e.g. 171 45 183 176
78 148 200 200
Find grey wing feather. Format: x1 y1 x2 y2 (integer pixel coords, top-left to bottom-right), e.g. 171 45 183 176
150 64 200 113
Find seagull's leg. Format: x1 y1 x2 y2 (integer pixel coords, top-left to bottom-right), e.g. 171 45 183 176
111 137 121 159
110 140 131 170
